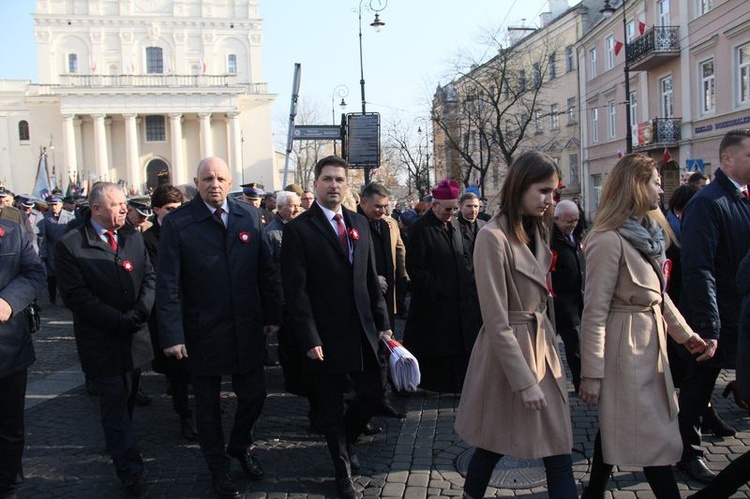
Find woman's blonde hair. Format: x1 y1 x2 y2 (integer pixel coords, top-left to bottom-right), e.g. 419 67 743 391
590 153 674 245
499 150 561 244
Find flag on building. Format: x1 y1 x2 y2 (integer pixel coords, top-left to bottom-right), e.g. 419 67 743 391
663 146 673 164
201 59 207 74
639 21 646 35
614 40 624 56
617 150 624 159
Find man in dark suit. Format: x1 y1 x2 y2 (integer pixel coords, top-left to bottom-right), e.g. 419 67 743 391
56 182 155 497
156 157 281 498
281 155 392 499
0 219 46 499
550 199 585 393
678 129 750 483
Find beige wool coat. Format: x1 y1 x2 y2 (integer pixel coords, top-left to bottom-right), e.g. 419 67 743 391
580 230 694 467
455 216 573 459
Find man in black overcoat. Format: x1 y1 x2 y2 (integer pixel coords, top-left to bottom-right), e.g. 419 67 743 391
156 157 281 498
281 155 392 499
403 180 482 393
678 129 750 483
56 182 155 496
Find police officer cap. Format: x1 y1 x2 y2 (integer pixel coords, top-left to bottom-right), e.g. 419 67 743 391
127 197 153 217
240 182 265 199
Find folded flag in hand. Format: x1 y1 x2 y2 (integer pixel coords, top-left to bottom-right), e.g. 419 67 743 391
382 338 421 392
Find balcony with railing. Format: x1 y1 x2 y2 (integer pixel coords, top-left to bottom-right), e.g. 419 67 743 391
632 117 681 150
627 26 680 71
39 74 268 95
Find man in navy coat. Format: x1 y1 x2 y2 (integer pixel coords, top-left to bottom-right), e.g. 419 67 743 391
281 155 392 499
156 157 281 498
0 219 45 498
56 182 155 496
678 129 750 483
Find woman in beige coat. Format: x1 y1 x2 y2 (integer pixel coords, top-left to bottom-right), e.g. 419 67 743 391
455 151 577 499
579 154 711 499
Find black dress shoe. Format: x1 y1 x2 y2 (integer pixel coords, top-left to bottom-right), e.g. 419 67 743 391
379 400 406 419
701 404 736 437
678 456 717 484
227 448 264 480
123 474 146 497
180 417 198 441
211 472 241 498
348 447 361 474
362 421 383 436
335 476 360 499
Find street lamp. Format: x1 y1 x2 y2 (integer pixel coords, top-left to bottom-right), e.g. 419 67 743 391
358 0 387 183
331 84 349 155
417 124 431 195
601 0 632 154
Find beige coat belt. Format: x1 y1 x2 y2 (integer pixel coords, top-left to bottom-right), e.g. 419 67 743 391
507 309 563 386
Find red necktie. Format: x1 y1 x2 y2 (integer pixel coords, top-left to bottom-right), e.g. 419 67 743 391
333 214 348 254
213 207 226 228
743 188 750 200
105 230 117 251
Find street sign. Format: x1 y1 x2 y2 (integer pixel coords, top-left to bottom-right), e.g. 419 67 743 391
293 125 342 141
347 113 380 168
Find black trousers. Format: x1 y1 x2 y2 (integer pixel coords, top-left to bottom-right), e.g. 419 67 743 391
678 363 721 460
557 322 581 392
691 450 750 498
165 368 191 419
90 370 144 481
0 369 27 494
191 368 266 474
311 350 383 479
585 431 680 499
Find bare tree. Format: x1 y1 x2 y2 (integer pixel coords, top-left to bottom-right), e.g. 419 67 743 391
383 118 432 199
432 34 564 197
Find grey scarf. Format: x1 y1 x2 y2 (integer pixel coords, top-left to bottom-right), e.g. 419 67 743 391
617 216 665 261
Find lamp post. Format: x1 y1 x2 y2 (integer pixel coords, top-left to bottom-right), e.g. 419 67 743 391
331 84 349 155
417 124 431 195
601 0 632 154
358 0 387 183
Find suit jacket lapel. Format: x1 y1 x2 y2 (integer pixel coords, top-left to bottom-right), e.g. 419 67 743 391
84 221 116 254
310 203 349 259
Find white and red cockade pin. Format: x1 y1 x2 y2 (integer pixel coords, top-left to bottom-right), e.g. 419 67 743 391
0 227 5 237
239 231 251 243
348 228 359 241
122 260 134 273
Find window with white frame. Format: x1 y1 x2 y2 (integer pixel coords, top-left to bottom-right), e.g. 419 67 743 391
227 54 237 74
739 43 750 105
660 75 674 117
566 46 575 72
698 0 713 16
657 0 670 26
589 47 597 79
551 104 560 130
549 53 557 80
569 153 579 185
146 47 164 74
700 59 715 114
567 97 577 124
535 110 543 134
608 100 617 138
606 36 615 70
626 20 635 42
592 108 599 143
145 115 166 142
629 90 638 128
592 173 602 210
67 53 78 73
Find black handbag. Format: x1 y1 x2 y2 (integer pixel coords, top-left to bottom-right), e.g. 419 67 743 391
26 300 41 333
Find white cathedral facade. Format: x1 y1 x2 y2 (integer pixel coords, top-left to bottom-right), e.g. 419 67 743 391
0 0 277 195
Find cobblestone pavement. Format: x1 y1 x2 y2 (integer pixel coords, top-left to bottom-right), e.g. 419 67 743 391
16 298 750 498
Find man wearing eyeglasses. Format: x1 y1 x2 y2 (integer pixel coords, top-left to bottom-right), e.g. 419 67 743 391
403 180 481 393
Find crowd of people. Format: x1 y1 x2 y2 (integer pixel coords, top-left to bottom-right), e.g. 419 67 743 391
0 129 749 499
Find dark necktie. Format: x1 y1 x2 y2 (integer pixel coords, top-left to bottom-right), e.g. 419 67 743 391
105 230 117 251
370 219 382 237
213 207 226 228
333 214 348 254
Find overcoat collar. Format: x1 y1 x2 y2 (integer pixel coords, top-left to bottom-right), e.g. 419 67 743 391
498 215 550 293
714 167 746 202
83 215 122 254
308 201 357 261
188 195 246 233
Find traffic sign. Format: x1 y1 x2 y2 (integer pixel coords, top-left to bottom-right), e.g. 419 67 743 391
293 125 342 140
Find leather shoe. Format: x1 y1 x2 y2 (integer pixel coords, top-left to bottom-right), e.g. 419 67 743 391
379 400 406 419
335 476 360 499
678 456 717 484
123 474 145 497
211 472 241 498
180 417 198 441
362 421 383 436
701 404 736 437
348 447 361 474
227 448 264 480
